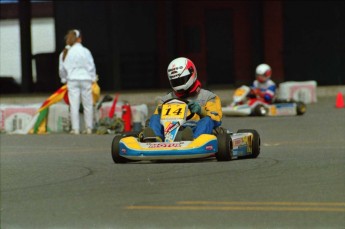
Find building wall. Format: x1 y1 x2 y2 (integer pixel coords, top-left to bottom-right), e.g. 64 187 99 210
54 1 268 91
157 1 261 88
0 18 55 84
1 1 343 93
283 1 345 85
263 1 284 84
54 1 159 91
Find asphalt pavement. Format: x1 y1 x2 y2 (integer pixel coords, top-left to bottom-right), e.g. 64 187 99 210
1 96 345 229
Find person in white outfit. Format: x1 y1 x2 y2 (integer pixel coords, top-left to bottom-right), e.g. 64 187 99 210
59 29 97 134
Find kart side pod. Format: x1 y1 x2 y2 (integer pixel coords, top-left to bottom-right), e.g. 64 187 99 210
216 129 260 161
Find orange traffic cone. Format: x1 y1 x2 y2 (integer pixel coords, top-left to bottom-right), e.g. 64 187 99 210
335 92 344 108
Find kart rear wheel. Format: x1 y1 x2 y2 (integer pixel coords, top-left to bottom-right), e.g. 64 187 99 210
237 129 260 158
296 102 306 115
111 135 128 164
212 126 227 136
216 133 233 161
253 105 268 116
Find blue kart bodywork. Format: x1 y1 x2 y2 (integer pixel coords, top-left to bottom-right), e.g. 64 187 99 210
117 134 217 161
111 129 260 163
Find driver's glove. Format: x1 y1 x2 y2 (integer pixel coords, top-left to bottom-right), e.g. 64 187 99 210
188 101 207 117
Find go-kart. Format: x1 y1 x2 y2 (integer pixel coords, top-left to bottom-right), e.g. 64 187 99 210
222 85 306 116
111 98 260 163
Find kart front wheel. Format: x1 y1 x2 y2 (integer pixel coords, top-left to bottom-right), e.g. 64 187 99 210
111 135 128 164
296 102 306 115
216 133 233 161
237 129 260 158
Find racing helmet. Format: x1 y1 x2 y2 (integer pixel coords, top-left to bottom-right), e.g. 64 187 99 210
167 57 197 93
255 63 272 83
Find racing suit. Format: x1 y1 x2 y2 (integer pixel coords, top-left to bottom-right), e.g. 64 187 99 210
59 43 97 132
149 89 223 140
252 79 276 103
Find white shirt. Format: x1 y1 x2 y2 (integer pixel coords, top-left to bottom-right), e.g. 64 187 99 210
59 43 96 83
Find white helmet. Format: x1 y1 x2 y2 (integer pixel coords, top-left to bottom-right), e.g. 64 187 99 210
255 63 272 83
167 57 197 92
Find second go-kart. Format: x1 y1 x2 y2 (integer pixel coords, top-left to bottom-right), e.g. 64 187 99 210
222 85 306 116
111 98 260 163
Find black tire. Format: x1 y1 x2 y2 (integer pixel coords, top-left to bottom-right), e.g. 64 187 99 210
216 133 233 161
212 126 227 136
253 104 268 116
237 129 260 158
111 135 128 163
296 102 306 115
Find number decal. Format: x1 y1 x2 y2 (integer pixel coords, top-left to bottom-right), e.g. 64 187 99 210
164 108 171 116
173 108 182 115
161 104 186 120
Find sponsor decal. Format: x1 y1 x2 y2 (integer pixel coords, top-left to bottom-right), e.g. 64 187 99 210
233 136 252 151
148 142 182 148
242 135 252 152
164 122 179 134
233 138 243 147
121 148 127 154
276 107 296 115
205 145 213 150
234 146 248 156
168 66 183 72
270 106 277 115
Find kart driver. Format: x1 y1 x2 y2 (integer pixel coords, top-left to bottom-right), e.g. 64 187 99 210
250 63 276 103
141 57 223 142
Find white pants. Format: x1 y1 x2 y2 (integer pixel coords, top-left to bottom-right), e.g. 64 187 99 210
67 80 93 131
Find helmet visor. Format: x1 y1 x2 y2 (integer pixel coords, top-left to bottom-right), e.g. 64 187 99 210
170 74 192 88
